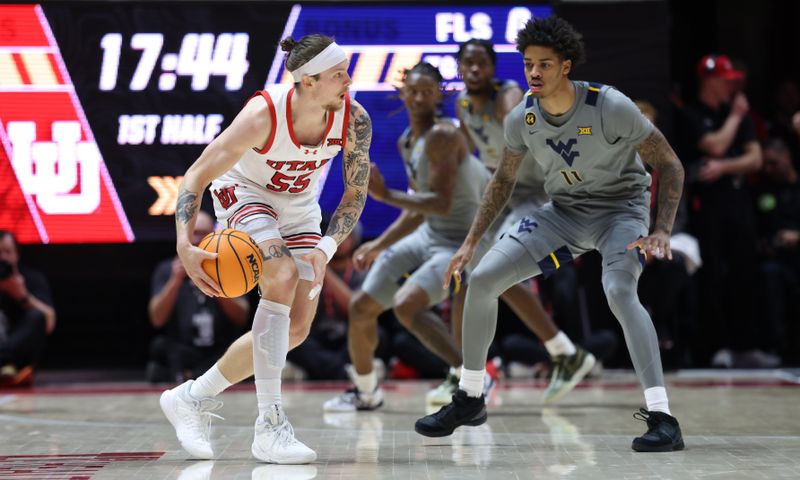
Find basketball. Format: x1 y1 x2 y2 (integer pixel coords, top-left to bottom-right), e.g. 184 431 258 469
198 228 263 298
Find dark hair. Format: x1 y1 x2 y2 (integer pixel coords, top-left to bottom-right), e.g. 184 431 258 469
515 16 586 65
456 39 496 66
0 230 17 247
764 137 789 153
402 62 443 84
280 34 335 80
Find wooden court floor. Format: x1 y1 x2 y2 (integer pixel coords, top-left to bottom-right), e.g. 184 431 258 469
1 370 799 479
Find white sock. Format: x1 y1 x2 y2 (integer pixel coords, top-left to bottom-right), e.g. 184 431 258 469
189 363 232 399
644 386 671 415
459 368 485 398
450 365 462 379
355 370 377 394
544 331 577 357
252 299 291 417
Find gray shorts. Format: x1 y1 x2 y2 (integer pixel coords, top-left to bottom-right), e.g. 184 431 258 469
361 224 490 309
506 200 650 279
495 198 545 242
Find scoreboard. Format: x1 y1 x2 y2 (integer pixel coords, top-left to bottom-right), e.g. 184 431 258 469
0 3 551 243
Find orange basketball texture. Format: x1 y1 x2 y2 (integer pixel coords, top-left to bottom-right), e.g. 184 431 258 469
199 229 263 298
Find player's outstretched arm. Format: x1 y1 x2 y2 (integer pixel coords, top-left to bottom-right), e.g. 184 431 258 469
466 146 523 246
369 123 463 215
352 210 424 272
628 127 685 260
175 96 272 296
444 146 524 288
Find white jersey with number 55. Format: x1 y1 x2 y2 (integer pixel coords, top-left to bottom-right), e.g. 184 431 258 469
222 83 349 201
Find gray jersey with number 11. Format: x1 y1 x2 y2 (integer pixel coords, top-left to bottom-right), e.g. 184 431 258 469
504 81 654 210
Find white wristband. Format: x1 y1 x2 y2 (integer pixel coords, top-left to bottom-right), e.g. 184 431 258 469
315 236 338 264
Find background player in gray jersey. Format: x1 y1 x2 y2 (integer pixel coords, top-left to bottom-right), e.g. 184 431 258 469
417 17 686 453
453 38 595 405
324 63 492 412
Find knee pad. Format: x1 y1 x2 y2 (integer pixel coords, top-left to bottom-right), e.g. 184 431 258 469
256 314 289 370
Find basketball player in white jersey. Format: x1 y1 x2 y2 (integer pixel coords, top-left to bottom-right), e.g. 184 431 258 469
160 34 372 464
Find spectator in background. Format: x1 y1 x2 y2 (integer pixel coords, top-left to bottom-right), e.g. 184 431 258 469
730 58 768 142
680 54 771 368
0 230 56 387
770 81 800 161
754 138 800 362
147 211 249 383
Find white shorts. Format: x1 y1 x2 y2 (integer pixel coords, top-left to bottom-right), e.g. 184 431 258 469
211 176 321 281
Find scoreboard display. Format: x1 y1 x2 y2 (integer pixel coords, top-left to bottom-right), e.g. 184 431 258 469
0 3 552 243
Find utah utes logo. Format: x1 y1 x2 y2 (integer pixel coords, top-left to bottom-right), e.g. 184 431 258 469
8 121 101 214
213 186 238 209
546 138 580 166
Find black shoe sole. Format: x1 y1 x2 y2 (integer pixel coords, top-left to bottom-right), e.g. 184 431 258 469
414 412 488 438
632 438 685 452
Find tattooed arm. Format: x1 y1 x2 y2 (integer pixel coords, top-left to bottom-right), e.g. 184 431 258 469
466 146 524 246
175 95 273 296
323 99 373 245
368 123 463 215
300 99 372 296
442 146 524 288
628 127 685 260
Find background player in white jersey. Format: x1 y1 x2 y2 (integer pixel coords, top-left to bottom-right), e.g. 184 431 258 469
452 38 594 404
416 17 686 453
160 34 372 464
324 63 492 412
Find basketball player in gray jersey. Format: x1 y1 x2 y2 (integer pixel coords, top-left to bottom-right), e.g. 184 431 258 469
448 38 595 406
324 63 493 412
417 17 685 453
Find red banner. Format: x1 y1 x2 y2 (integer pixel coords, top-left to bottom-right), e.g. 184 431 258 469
0 4 133 243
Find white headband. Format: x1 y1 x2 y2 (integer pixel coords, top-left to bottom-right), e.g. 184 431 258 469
290 42 348 82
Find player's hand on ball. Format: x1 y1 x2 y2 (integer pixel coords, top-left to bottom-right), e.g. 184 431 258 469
627 230 671 260
444 243 475 289
178 244 221 297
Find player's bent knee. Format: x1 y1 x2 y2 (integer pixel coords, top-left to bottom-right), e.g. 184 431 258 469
350 291 382 321
262 257 299 293
602 271 636 309
468 263 507 298
392 290 426 327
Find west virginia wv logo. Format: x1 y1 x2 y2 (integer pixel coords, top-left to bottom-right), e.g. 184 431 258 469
546 138 580 166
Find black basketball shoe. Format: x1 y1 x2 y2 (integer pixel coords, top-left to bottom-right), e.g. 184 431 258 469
631 408 685 452
415 389 487 437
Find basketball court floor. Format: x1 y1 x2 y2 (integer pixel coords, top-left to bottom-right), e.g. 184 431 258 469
1 370 799 479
